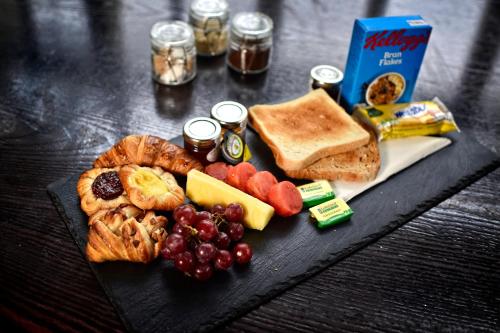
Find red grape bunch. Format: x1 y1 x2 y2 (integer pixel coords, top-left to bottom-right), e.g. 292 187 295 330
161 202 253 281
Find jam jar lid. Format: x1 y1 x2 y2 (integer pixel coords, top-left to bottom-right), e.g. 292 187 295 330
310 65 344 85
189 0 229 24
150 21 195 49
211 101 248 126
183 117 222 143
231 12 273 40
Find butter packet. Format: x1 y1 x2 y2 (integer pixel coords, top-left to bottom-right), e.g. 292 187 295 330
297 180 335 208
309 198 353 229
353 97 460 141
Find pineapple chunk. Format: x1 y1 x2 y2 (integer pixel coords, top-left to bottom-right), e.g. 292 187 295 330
186 170 274 230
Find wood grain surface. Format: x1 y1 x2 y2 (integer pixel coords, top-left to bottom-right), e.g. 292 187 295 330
1 0 499 332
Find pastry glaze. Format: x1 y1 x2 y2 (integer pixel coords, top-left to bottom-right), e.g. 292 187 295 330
119 165 185 210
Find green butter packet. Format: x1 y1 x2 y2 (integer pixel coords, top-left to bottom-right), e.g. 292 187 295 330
297 180 335 208
309 198 353 229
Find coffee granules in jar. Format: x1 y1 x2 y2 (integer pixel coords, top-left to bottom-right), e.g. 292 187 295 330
226 12 273 74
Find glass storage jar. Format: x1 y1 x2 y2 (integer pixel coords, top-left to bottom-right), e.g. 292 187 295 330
189 0 229 56
226 12 273 74
150 21 197 85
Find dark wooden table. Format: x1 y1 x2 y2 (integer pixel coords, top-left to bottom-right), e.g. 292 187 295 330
1 0 499 332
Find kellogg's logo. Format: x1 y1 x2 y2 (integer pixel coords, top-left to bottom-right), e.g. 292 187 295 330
364 29 429 51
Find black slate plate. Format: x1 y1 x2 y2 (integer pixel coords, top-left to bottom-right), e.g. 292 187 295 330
47 130 498 333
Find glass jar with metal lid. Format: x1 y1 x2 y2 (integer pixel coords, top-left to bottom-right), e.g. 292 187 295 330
183 117 221 165
310 65 344 102
211 101 248 164
150 21 197 85
226 12 273 74
189 0 229 56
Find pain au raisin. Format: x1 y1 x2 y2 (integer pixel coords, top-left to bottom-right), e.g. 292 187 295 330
91 171 124 200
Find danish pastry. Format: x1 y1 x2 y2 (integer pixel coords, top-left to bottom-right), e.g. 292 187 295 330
77 167 132 216
86 205 168 263
93 135 203 176
119 165 185 210
88 204 142 227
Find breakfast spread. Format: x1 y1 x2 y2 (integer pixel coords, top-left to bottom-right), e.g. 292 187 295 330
72 8 461 281
353 98 460 140
341 16 432 110
77 130 302 271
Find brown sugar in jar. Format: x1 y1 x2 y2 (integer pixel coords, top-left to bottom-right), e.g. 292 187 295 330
226 12 273 74
189 0 229 57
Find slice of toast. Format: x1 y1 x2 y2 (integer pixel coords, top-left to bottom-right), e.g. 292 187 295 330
283 125 380 182
249 89 370 171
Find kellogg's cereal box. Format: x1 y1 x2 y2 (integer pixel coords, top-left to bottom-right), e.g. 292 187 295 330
341 15 432 111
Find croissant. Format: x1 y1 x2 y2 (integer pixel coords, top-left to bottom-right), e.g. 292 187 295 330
93 135 203 176
86 205 168 263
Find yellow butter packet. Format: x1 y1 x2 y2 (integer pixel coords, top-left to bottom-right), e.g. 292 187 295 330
353 97 460 141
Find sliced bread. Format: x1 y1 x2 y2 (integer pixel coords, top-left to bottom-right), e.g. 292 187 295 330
283 125 380 182
249 89 370 171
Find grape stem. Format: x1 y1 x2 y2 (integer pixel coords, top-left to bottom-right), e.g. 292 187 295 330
213 213 227 228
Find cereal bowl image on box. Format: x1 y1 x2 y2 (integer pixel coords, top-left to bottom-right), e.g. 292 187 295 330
365 72 406 106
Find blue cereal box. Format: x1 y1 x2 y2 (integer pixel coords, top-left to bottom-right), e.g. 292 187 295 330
341 15 432 111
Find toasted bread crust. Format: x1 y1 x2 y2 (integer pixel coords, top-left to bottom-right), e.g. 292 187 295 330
249 89 369 171
284 126 380 182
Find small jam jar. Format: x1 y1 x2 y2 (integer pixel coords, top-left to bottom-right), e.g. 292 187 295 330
150 21 197 85
189 0 229 56
310 65 344 102
183 117 221 165
226 12 273 74
211 101 248 164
